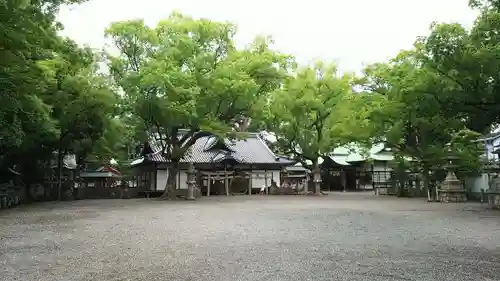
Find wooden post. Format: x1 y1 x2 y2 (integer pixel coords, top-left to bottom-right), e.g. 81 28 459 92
342 169 347 192
248 172 252 195
207 173 211 197
177 170 180 190
248 165 252 195
186 163 196 200
224 165 229 196
371 163 377 195
304 171 309 193
264 169 268 194
154 164 157 190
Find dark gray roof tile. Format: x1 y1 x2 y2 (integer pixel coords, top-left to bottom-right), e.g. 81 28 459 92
145 133 293 165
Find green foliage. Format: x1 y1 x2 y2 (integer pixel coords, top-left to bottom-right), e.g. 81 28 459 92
105 12 292 196
419 11 500 132
0 0 117 183
450 129 484 177
363 44 484 177
469 0 500 9
2 0 497 193
265 62 377 164
105 12 292 162
39 40 116 158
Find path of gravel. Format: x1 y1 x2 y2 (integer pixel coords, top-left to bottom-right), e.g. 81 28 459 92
1 193 500 281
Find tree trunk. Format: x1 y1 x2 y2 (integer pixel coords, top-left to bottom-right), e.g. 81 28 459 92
415 172 421 197
57 150 63 201
395 166 406 197
160 162 179 200
186 162 196 200
423 166 432 201
313 159 322 195
341 169 347 192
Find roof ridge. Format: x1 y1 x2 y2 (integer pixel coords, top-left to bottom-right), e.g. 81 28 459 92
256 133 278 160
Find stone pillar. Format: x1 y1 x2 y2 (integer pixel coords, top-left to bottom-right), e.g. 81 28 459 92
312 164 322 195
207 174 211 197
341 170 347 192
304 172 309 194
224 165 229 196
264 169 269 195
439 170 467 203
186 163 196 200
438 150 466 203
489 174 500 209
248 172 252 195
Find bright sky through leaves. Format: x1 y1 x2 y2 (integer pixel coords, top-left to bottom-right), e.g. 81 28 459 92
58 0 477 73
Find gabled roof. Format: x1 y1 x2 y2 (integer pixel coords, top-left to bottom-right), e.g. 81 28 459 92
135 133 294 165
49 153 78 170
284 165 311 173
328 142 396 165
478 131 500 142
80 165 121 178
96 166 121 175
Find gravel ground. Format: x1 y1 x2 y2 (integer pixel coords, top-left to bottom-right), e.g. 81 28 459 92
1 193 500 281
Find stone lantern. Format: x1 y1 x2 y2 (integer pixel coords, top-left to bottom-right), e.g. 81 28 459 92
486 157 500 207
186 163 198 200
312 166 322 195
439 147 467 203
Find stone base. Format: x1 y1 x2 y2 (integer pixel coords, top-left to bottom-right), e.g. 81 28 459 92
195 188 202 198
439 190 467 203
487 194 500 209
270 187 297 195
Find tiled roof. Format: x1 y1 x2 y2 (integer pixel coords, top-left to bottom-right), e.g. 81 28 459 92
284 165 310 173
329 142 396 165
479 131 500 141
144 133 293 165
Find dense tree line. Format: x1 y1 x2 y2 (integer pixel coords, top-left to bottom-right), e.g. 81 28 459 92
1 0 499 198
0 0 132 189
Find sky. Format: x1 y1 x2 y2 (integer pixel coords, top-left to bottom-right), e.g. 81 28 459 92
57 0 478 73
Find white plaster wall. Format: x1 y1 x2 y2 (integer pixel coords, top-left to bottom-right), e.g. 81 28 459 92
465 173 490 193
484 137 500 162
159 168 280 190
485 142 495 161
156 170 168 191
178 171 188 189
371 163 392 189
372 163 392 172
150 171 156 190
272 171 281 187
251 170 276 189
157 169 189 190
492 137 500 161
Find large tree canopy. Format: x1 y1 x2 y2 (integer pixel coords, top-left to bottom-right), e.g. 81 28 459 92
418 3 500 133
0 0 118 192
1 0 495 201
363 46 483 194
265 62 382 194
106 12 292 198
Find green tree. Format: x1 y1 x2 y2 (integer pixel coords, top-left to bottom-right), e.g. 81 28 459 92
36 40 116 198
363 48 483 196
88 116 137 175
105 12 292 199
0 0 121 203
419 9 500 132
0 0 91 154
266 62 376 195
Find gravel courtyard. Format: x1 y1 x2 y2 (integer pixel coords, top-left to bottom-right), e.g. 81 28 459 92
1 193 500 281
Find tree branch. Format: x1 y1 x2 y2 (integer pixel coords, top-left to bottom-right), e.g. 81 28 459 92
433 65 466 90
174 131 214 160
179 129 198 146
